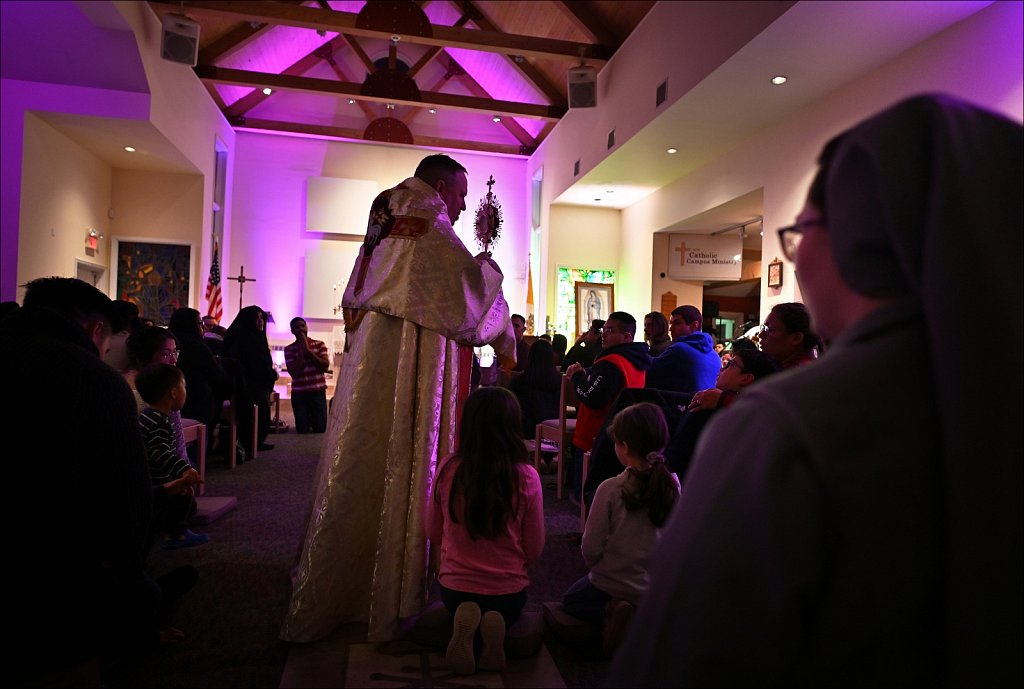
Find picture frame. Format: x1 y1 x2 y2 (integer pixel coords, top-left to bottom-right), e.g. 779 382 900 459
767 258 784 289
575 281 614 339
110 237 195 325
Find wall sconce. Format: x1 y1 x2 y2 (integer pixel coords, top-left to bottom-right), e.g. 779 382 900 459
86 227 104 250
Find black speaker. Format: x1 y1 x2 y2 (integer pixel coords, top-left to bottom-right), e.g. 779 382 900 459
567 65 597 108
161 14 200 67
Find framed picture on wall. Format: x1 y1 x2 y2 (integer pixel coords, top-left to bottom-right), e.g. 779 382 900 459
111 238 195 325
575 281 614 338
767 258 784 289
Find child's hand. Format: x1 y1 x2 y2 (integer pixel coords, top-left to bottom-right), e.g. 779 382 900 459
163 476 191 495
181 468 203 488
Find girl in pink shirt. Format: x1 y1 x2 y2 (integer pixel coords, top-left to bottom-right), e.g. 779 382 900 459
426 387 545 675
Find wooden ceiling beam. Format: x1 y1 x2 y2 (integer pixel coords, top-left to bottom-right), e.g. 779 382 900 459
239 117 529 156
457 0 566 107
187 0 308 64
408 11 471 78
225 35 349 118
198 21 273 64
441 51 535 149
152 1 615 61
552 1 620 46
196 65 567 119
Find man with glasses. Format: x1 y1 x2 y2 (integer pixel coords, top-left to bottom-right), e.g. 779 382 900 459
645 305 721 394
565 311 651 504
612 95 1022 686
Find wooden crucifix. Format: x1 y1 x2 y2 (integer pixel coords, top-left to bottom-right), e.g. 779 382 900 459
226 265 255 312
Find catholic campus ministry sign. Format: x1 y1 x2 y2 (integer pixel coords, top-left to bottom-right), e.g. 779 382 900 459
667 234 744 281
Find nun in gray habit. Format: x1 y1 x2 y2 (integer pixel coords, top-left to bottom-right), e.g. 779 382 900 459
609 94 1022 687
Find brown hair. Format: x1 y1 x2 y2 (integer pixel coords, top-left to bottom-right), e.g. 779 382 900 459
607 403 678 527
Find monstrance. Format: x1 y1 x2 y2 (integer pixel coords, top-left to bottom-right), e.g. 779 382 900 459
474 175 503 255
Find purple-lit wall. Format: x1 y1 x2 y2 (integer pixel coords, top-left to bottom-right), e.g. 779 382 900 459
229 131 529 343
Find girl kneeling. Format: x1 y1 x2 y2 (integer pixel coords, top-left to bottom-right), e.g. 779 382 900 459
563 402 680 654
426 387 545 675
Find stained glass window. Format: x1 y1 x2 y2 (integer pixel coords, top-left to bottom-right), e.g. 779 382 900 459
554 267 615 339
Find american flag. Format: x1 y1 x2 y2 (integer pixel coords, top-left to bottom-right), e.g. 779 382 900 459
205 240 223 321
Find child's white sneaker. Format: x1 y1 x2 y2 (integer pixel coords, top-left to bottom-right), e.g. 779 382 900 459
446 602 480 675
477 610 506 672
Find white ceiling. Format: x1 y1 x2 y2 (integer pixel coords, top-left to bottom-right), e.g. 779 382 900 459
555 0 994 209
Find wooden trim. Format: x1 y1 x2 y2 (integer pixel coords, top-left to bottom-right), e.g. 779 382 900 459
197 65 566 119
553 0 621 45
238 118 531 156
153 1 616 61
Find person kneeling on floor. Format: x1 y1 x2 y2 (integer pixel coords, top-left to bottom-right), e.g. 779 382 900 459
425 387 545 675
562 402 680 656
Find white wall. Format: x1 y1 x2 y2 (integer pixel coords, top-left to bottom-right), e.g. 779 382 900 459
619 0 1022 320
546 204 623 318
17 114 114 286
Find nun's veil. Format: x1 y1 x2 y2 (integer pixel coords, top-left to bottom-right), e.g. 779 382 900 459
822 94 1022 685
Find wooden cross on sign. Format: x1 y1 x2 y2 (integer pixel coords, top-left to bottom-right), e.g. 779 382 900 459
226 265 255 312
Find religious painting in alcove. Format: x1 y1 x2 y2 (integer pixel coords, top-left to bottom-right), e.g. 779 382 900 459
114 240 191 325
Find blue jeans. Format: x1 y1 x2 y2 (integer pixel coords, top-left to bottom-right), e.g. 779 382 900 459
292 389 327 433
562 575 611 624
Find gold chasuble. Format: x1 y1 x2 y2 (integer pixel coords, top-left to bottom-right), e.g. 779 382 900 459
281 177 516 643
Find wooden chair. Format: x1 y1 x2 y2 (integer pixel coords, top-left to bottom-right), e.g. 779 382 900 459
579 450 591 531
533 374 579 500
180 418 206 496
220 399 258 467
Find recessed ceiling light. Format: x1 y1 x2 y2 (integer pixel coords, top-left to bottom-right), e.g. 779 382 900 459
771 75 787 85
348 99 355 104
386 103 395 110
666 147 678 154
733 254 742 261
492 115 502 123
124 146 136 153
262 87 273 95
428 108 437 114
594 197 602 202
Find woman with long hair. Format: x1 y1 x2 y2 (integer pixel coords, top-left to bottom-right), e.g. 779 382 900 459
425 387 545 675
643 311 672 356
758 302 822 368
222 305 278 453
508 338 562 439
168 307 230 451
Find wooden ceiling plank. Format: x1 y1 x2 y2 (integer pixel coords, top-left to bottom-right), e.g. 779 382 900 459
442 51 535 149
198 21 273 64
224 35 348 118
325 61 379 121
345 34 376 73
408 11 471 78
240 117 528 155
552 0 620 46
154 1 615 61
197 65 567 119
457 0 565 107
402 72 453 126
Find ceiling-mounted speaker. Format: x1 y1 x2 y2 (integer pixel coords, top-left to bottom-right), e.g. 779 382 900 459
567 65 597 108
161 14 200 66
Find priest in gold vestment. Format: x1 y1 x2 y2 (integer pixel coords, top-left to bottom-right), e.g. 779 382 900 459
281 155 516 643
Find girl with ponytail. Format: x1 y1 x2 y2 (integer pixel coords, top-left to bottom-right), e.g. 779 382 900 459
562 402 680 654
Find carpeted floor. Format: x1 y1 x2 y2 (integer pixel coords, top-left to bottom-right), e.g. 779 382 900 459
100 419 611 688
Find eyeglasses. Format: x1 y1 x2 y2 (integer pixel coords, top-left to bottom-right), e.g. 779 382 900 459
777 218 825 262
723 358 744 372
158 348 180 359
